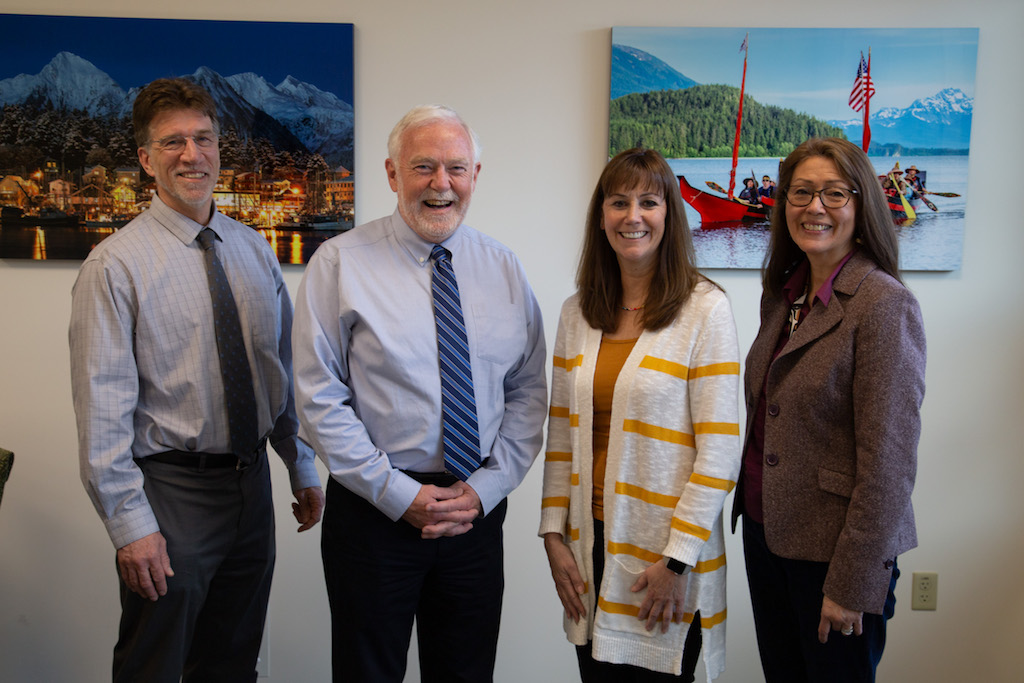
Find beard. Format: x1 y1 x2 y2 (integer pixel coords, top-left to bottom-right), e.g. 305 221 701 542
399 190 470 242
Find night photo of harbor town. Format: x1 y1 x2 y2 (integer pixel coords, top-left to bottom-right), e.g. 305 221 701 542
0 14 354 264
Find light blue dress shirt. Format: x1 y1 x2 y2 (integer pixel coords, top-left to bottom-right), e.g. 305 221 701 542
70 196 319 548
293 210 547 520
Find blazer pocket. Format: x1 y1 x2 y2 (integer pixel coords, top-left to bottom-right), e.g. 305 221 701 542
818 467 855 499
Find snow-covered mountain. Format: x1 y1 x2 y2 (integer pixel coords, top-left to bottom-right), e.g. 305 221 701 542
0 51 128 116
0 52 354 165
227 73 354 167
830 88 973 150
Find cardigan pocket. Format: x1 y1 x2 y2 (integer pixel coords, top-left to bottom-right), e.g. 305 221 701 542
818 467 855 498
595 555 668 638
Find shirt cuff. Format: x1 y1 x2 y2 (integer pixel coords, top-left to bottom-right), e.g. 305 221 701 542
374 471 423 522
285 458 321 491
105 507 161 550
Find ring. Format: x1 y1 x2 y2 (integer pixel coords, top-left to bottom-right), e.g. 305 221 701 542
841 626 854 636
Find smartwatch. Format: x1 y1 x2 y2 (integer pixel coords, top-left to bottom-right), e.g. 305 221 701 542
666 558 690 575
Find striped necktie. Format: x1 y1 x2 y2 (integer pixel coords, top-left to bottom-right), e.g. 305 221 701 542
430 244 481 480
198 228 260 462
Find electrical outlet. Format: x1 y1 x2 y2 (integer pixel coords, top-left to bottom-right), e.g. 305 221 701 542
911 571 938 610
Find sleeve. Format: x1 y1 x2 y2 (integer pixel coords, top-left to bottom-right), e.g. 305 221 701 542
661 292 742 566
69 259 159 549
824 284 926 612
267 264 320 492
465 260 548 515
291 249 420 521
538 301 574 538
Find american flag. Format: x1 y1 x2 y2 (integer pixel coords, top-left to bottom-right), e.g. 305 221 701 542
849 53 875 112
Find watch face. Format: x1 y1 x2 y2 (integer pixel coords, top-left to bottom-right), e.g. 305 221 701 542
667 558 688 574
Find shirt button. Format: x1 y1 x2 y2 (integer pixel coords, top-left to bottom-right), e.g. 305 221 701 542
765 453 779 466
767 404 780 417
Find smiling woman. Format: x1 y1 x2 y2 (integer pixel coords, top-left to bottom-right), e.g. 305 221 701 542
540 147 741 681
600 187 666 283
737 137 926 682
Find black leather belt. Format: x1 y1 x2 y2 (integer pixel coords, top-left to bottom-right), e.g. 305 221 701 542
403 470 459 486
143 440 266 471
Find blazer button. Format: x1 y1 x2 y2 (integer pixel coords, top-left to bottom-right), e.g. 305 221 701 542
765 453 779 466
767 404 780 417
884 559 895 570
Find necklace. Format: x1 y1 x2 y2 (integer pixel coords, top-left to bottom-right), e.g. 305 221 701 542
620 304 645 311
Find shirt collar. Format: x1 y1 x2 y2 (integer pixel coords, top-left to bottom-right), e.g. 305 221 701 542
148 194 219 246
783 248 857 307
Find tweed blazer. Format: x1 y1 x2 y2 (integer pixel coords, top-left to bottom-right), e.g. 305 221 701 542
733 252 926 614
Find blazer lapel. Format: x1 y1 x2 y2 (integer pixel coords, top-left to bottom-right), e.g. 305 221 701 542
776 253 878 360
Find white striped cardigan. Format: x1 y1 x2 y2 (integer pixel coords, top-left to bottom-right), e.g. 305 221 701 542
539 282 741 679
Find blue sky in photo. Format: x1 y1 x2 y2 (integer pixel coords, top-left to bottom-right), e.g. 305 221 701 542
612 27 978 121
0 13 353 103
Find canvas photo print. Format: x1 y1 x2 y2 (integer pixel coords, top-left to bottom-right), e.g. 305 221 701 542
0 14 354 264
611 27 978 270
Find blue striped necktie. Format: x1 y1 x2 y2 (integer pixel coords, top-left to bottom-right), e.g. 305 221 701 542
198 228 259 462
430 244 481 480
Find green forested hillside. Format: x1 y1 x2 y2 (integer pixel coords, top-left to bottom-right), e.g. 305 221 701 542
610 85 846 158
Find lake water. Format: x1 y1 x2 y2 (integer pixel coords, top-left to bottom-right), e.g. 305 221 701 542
668 155 969 271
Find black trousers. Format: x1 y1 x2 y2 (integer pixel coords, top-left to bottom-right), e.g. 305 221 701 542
575 519 702 682
114 451 275 683
742 517 897 683
322 477 506 683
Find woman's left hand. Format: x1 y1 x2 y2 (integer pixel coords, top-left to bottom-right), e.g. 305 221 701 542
632 561 688 633
818 595 864 643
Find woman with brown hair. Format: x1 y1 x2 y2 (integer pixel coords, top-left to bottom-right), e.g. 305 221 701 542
735 137 926 682
540 148 741 681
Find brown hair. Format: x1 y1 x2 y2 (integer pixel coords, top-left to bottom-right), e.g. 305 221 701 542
577 148 708 333
763 137 902 297
132 78 220 148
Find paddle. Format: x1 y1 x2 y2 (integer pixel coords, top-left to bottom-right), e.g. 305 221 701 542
923 191 960 197
705 180 759 205
916 191 938 212
905 171 937 211
890 173 916 224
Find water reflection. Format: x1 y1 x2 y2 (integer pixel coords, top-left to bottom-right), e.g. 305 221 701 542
0 223 347 264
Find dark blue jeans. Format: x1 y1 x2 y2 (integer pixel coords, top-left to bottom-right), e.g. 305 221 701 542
742 517 898 683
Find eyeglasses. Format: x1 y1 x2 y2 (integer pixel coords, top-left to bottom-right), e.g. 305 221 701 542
148 134 219 153
785 186 858 208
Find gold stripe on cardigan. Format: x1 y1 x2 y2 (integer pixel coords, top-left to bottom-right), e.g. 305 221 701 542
623 419 695 447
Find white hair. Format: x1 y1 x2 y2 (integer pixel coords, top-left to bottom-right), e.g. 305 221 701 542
387 105 482 164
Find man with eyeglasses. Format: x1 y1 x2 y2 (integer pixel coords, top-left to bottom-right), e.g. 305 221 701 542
70 77 324 682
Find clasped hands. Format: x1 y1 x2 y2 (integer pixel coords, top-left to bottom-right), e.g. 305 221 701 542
402 480 483 539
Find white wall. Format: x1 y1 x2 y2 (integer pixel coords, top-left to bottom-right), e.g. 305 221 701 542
1 1 1022 681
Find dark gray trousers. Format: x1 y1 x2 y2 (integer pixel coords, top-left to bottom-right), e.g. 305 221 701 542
113 451 275 683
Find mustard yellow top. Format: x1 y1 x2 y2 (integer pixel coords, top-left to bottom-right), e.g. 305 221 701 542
592 336 637 520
